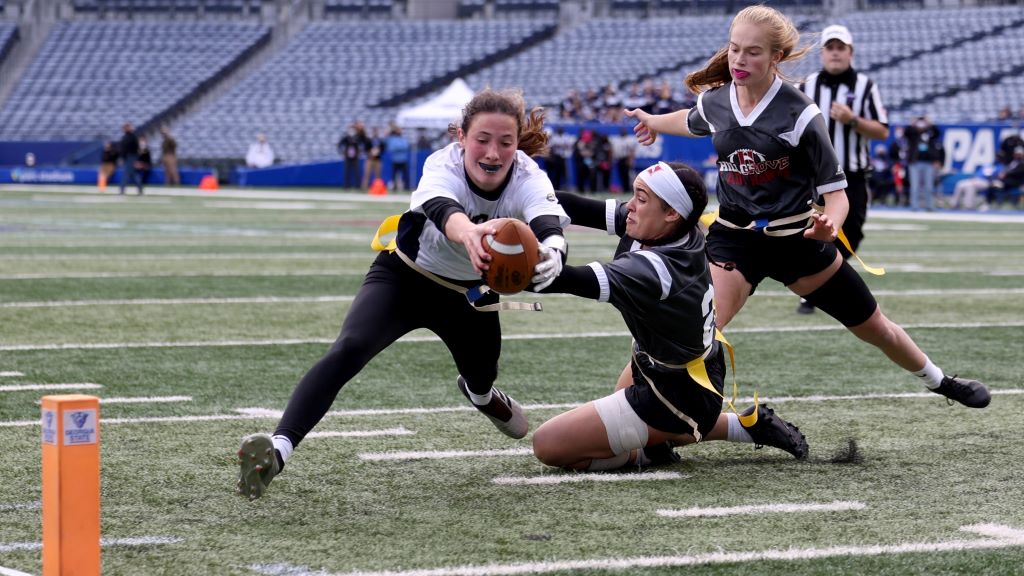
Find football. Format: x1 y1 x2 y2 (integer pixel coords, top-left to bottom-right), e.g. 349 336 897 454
482 218 539 295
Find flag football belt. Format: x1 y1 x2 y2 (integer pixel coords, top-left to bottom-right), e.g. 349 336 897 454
631 329 745 423
709 206 884 276
713 208 814 237
372 214 542 313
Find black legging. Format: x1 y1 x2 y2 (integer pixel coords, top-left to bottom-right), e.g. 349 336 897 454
275 251 501 447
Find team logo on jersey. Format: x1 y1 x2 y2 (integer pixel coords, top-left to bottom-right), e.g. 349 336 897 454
719 148 791 186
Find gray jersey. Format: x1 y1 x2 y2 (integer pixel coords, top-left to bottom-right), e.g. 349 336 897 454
687 76 848 220
400 142 569 281
588 200 715 364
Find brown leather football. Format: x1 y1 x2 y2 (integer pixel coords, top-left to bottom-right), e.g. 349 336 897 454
482 218 539 295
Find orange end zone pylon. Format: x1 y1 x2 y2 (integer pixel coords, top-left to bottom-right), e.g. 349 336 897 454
41 394 101 576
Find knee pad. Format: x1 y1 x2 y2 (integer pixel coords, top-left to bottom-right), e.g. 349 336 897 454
803 261 878 327
593 389 649 455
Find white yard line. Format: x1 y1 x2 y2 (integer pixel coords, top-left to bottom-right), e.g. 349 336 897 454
0 383 102 392
1 296 356 308
493 471 685 486
307 427 415 439
0 372 24 377
98 396 192 405
0 270 363 280
0 253 370 261
0 536 183 554
0 502 40 512
358 448 533 462
4 320 1024 352
1 390 1021 429
656 500 867 518
0 566 34 576
6 287 1022 309
250 524 1024 576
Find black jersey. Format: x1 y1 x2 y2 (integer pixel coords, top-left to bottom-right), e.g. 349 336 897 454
687 76 848 221
587 201 715 365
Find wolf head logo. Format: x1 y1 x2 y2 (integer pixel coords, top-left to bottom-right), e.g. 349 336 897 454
70 411 90 429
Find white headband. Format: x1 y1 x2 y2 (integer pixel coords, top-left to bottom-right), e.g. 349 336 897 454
636 162 693 219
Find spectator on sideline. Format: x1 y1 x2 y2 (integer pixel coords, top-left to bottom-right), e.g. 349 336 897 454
119 122 141 195
385 125 410 191
135 136 152 194
950 162 999 210
362 126 385 190
609 126 637 193
903 116 944 211
337 123 365 189
236 88 570 500
246 133 275 169
625 5 989 413
532 164 808 471
98 141 118 192
869 145 900 206
160 126 180 186
795 24 889 314
545 126 574 190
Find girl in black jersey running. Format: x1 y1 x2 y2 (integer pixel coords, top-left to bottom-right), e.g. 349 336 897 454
625 5 989 410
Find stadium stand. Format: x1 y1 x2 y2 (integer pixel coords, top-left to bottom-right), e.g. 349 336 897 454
0 22 17 65
1 1 1023 170
0 20 269 141
173 18 555 162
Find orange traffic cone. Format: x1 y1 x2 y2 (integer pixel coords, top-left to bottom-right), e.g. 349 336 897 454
369 178 387 196
199 174 218 192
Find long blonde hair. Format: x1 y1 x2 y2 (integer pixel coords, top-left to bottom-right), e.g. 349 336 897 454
685 5 809 94
448 88 549 157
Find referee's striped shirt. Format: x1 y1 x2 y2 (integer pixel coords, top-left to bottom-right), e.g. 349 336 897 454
800 70 888 174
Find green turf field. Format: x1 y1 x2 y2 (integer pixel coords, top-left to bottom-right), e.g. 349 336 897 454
1 186 1022 576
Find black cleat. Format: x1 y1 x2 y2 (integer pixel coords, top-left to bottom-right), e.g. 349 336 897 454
931 375 991 408
457 376 528 439
642 441 681 467
740 404 808 460
796 298 815 314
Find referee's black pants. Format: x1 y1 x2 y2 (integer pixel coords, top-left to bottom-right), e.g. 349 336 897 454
838 170 869 257
274 251 502 448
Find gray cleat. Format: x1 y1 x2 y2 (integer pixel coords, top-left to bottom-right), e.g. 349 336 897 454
236 433 279 500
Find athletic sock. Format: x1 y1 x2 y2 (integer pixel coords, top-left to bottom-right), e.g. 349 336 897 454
913 358 944 389
465 388 493 406
634 447 651 467
271 435 293 469
725 413 754 443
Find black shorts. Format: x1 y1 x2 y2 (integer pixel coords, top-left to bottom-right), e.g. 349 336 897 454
624 343 725 440
707 222 838 290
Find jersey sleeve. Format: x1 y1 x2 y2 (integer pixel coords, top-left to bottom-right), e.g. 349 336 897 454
591 251 665 316
801 112 848 196
518 170 570 229
864 81 889 126
686 92 711 137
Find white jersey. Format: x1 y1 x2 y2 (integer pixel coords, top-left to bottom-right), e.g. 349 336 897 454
401 142 569 281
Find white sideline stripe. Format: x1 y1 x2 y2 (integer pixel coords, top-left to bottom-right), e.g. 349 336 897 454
0 566 34 576
307 427 414 439
358 448 533 462
3 184 411 203
4 320 1024 352
0 372 24 377
0 383 102 392
0 502 40 512
0 536 183 553
8 287 1020 309
656 500 866 518
249 524 1024 576
1 296 356 308
0 252 365 261
493 471 685 486
2 390 1023 429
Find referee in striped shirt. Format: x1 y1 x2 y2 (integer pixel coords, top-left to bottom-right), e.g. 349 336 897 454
797 24 889 314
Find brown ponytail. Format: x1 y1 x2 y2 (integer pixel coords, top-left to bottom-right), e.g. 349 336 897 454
447 88 549 157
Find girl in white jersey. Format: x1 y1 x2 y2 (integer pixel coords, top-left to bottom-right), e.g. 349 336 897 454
236 89 569 500
625 6 989 413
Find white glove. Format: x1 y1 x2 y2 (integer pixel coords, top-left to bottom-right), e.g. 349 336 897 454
530 236 566 291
